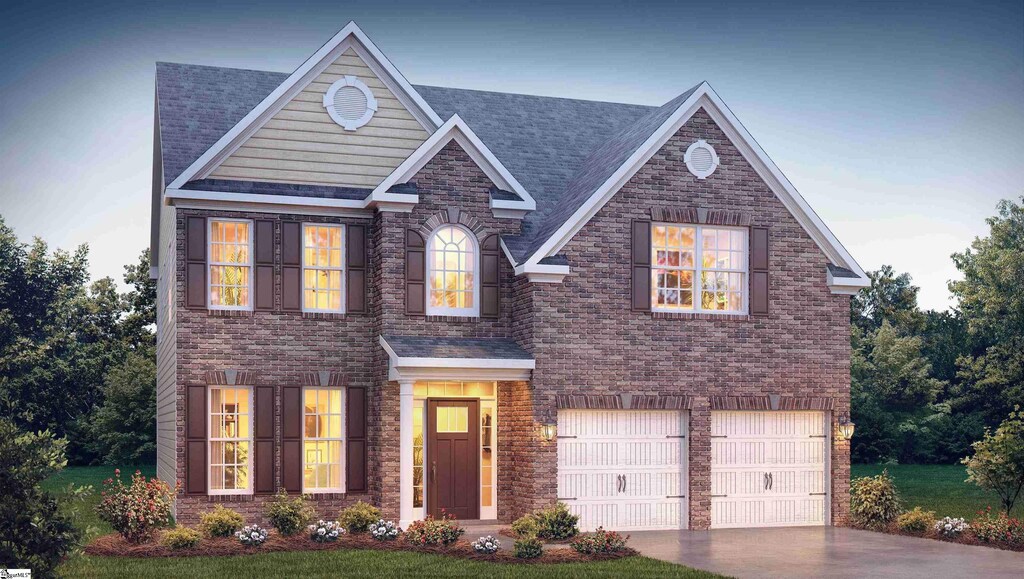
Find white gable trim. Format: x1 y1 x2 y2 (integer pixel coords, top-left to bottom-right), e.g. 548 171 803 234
372 114 536 213
521 82 867 289
166 21 443 190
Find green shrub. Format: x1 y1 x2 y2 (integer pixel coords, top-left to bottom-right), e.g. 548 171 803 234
895 507 936 535
95 469 175 543
199 505 244 538
513 537 543 559
535 502 579 540
161 527 201 549
570 527 629 554
510 513 540 538
850 470 902 530
338 501 381 534
264 490 314 536
405 512 464 546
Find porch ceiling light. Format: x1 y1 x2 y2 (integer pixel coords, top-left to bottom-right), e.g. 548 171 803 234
540 423 557 442
838 412 855 440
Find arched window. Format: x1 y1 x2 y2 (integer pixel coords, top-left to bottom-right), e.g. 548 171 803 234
426 225 479 316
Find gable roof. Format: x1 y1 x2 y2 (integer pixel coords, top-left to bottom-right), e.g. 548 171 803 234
154 24 866 288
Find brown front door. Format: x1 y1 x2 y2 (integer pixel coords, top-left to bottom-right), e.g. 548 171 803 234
426 399 479 520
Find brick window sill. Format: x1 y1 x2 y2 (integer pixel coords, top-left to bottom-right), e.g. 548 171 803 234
302 312 347 320
206 309 253 318
424 315 480 323
651 311 753 322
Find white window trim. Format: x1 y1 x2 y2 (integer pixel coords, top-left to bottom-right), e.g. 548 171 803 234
302 386 347 494
425 224 481 318
207 385 254 496
301 223 346 314
323 76 378 131
651 223 749 315
207 217 254 311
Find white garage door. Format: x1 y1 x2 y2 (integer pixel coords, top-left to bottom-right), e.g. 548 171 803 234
711 411 829 528
557 410 688 531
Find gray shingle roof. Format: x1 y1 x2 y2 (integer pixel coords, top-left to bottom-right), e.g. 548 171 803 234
156 63 701 264
828 264 860 279
382 335 533 360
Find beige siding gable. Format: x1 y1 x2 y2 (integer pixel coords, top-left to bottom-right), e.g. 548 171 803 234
209 48 430 188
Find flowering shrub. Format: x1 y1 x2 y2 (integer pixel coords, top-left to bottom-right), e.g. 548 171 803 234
236 524 268 546
308 520 345 543
369 519 401 541
472 535 501 554
934 517 969 538
570 527 629 554
200 505 245 537
95 469 175 543
513 537 543 559
265 490 314 536
339 501 381 534
404 512 464 546
972 508 1024 546
161 527 201 549
895 507 936 535
535 502 580 540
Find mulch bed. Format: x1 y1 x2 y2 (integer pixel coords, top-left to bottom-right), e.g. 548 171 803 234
85 531 637 564
497 527 576 544
861 524 1024 553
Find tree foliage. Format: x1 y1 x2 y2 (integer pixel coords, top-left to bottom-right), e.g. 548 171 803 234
88 351 157 464
963 407 1024 514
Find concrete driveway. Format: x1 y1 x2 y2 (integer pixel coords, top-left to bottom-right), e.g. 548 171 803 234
629 527 1024 578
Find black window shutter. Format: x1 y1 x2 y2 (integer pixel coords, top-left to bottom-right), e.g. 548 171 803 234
751 226 769 316
631 220 652 311
346 224 367 314
481 234 501 318
405 230 426 315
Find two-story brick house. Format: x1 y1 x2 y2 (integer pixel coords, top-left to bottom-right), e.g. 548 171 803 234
152 22 868 531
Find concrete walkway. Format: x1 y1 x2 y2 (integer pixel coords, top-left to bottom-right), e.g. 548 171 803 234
629 527 1024 578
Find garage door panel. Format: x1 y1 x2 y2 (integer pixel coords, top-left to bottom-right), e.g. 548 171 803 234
770 497 826 525
568 502 617 530
711 440 766 467
623 440 683 467
712 470 771 496
622 500 685 529
712 498 767 528
768 468 827 494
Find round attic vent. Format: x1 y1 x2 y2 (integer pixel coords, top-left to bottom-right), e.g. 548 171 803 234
684 139 720 179
323 76 378 131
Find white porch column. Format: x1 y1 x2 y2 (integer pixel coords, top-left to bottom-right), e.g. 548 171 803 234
398 378 415 529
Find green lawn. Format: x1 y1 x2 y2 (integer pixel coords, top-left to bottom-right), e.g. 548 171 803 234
851 464 1021 519
48 465 720 579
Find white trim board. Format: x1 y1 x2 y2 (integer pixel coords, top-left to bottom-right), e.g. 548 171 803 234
372 114 535 213
520 82 867 290
166 21 443 191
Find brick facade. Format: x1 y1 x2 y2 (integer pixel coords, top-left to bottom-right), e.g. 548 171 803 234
169 114 850 529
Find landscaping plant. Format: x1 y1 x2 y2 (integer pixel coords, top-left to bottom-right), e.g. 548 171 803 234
308 520 345 543
534 502 580 540
369 519 400 541
972 507 1024 547
510 513 540 538
934 516 969 538
850 469 902 530
513 537 543 559
161 527 201 550
338 501 381 534
264 490 315 536
471 535 501 554
199 505 245 538
95 468 175 543
963 406 1024 515
570 527 629 554
895 507 936 535
404 512 464 546
236 524 269 546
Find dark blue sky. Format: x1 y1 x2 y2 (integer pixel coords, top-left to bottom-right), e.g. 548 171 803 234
1 0 1021 309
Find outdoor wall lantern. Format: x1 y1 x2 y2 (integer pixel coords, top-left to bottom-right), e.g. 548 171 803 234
540 423 557 442
838 412 856 440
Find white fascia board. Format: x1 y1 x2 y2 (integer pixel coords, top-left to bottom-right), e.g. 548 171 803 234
372 115 536 211
513 262 570 283
827 268 869 295
166 21 442 191
166 188 373 218
521 82 867 283
379 335 535 380
498 237 519 267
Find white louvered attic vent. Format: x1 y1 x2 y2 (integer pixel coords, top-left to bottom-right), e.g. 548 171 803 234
684 140 720 179
323 76 378 131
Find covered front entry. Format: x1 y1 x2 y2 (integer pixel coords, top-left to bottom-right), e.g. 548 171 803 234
426 399 480 520
710 410 829 528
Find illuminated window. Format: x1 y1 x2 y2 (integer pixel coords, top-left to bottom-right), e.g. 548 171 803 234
209 387 252 493
303 388 345 492
652 224 747 313
426 225 478 316
303 224 345 313
208 219 252 309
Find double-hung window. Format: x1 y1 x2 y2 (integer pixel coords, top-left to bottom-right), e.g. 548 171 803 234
209 386 252 494
208 219 253 309
303 387 345 492
652 224 747 313
302 224 345 313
